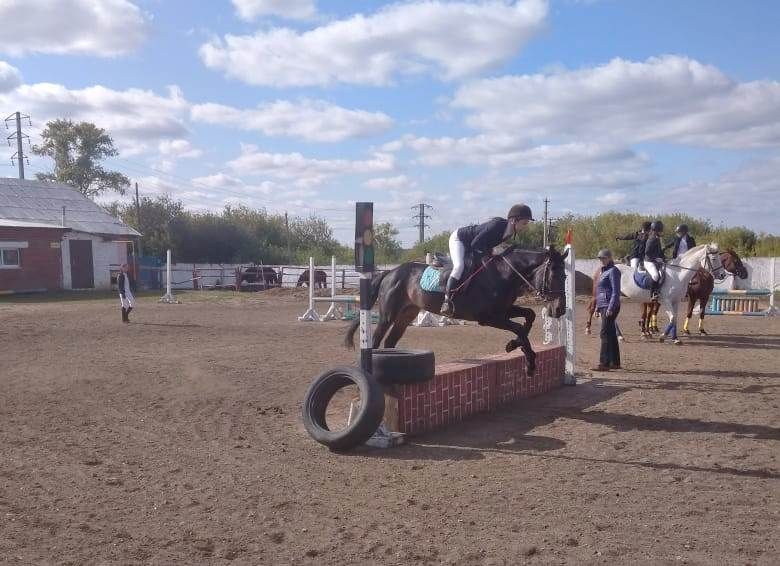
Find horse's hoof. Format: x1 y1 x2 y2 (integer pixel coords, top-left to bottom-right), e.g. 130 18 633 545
699 329 708 335
585 328 591 335
683 329 691 336
659 336 665 343
505 340 517 353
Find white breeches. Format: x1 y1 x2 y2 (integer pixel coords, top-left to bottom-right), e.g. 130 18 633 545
449 230 467 280
643 260 661 282
119 292 135 309
630 257 640 271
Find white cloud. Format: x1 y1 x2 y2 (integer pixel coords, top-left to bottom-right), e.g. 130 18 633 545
662 155 780 233
399 134 645 169
200 0 547 87
596 191 628 206
0 82 190 155
191 99 392 142
0 0 147 57
232 0 316 21
228 145 395 188
364 175 417 190
454 55 780 148
0 61 22 93
158 139 203 159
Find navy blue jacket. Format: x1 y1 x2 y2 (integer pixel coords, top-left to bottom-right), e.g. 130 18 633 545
457 218 511 255
595 263 621 312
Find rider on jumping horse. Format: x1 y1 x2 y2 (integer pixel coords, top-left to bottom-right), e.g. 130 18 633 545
441 204 534 317
644 220 666 299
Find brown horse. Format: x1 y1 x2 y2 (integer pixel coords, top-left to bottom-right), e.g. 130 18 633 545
683 249 748 334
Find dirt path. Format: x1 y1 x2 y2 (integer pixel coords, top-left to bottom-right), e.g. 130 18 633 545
1 291 778 565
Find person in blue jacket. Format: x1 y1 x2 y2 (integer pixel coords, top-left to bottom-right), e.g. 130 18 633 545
441 204 534 316
593 248 621 371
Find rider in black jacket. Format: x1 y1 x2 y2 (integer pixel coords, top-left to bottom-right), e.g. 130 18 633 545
664 224 696 259
616 221 651 270
441 204 534 316
643 221 666 299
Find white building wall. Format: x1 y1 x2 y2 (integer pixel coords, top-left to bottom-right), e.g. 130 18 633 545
61 231 129 290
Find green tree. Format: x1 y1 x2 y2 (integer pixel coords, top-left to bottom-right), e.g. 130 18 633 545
373 222 403 264
33 119 130 198
754 234 780 256
110 195 185 259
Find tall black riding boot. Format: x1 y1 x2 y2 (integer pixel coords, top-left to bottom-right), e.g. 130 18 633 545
126 306 133 322
121 307 128 323
440 276 459 317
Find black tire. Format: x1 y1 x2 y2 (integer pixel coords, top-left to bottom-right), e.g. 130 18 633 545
370 349 435 385
301 366 385 451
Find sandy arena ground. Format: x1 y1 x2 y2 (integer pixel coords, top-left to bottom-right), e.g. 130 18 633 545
1 290 778 565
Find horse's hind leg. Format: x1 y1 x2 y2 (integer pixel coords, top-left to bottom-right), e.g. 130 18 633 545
383 306 420 348
699 297 708 334
683 296 695 335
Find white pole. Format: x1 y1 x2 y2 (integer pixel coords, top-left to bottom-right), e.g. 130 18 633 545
769 257 777 315
322 256 342 321
159 248 179 303
298 257 320 321
564 242 576 384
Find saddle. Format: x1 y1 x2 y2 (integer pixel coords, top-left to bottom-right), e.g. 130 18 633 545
632 262 666 291
419 253 479 294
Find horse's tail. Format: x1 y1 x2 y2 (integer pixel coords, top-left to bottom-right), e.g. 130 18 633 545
344 270 390 349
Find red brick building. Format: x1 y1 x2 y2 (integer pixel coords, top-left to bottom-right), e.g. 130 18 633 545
0 178 140 294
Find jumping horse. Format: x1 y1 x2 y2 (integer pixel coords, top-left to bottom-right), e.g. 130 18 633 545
345 246 568 375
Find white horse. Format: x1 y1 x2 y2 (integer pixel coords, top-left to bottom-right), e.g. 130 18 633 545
617 244 725 345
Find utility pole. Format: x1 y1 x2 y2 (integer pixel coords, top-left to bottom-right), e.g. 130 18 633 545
5 112 31 180
135 182 143 256
411 203 433 245
285 211 292 262
542 198 550 248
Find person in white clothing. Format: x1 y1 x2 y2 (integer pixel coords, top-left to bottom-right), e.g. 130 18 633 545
118 263 135 323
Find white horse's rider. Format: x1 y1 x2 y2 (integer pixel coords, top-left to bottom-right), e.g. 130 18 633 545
441 204 534 316
643 220 666 299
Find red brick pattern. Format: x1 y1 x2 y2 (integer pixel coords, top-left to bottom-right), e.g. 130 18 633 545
385 344 565 436
0 228 66 292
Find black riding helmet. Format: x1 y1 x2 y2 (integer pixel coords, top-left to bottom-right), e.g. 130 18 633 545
650 220 664 232
507 204 534 221
676 224 689 234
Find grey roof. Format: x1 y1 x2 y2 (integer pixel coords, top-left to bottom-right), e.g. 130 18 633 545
0 177 140 237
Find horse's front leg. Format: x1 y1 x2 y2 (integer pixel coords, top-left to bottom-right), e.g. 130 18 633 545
482 316 536 375
508 304 536 334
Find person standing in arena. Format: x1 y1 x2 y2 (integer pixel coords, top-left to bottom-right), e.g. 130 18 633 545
592 248 621 371
664 224 696 259
118 262 135 323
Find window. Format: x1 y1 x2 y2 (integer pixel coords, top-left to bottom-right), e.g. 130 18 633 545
0 248 21 268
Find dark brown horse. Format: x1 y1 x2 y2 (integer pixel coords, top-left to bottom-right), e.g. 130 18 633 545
345 246 568 374
297 269 328 289
683 249 748 334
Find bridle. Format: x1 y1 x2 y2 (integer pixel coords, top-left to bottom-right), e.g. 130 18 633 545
501 252 564 301
665 247 726 280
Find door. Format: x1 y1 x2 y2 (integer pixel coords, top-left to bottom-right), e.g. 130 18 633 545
70 240 94 289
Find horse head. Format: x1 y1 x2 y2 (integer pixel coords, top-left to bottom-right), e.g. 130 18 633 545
704 243 727 281
531 245 568 318
722 248 749 279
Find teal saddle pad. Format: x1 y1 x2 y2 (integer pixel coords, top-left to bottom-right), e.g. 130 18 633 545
420 265 445 293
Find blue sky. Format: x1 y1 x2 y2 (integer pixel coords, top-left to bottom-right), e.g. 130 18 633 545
1 0 778 245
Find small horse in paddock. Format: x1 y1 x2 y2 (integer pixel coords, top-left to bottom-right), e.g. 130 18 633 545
345 246 568 375
297 269 328 289
683 249 748 335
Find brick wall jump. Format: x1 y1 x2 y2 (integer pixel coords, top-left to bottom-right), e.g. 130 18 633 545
383 344 565 436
